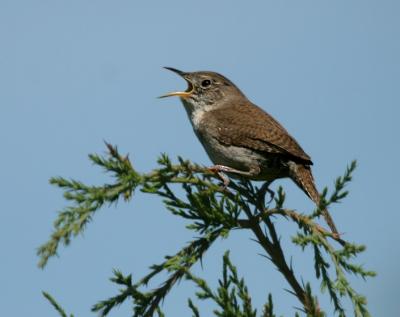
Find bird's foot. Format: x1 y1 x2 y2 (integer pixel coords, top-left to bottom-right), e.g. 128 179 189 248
208 165 234 193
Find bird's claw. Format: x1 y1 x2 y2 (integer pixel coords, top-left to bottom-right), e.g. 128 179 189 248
208 166 233 194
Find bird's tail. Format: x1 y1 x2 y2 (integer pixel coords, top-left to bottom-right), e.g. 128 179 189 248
291 164 339 235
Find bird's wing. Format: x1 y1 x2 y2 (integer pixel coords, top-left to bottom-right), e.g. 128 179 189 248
202 102 312 164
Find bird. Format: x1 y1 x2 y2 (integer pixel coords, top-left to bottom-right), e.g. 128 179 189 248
160 67 339 235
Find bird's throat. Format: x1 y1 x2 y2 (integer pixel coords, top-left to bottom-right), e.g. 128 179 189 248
180 98 210 130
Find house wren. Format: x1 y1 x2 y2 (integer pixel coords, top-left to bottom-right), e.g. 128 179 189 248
160 67 338 235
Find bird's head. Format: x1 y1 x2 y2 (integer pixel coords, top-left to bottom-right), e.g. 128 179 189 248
160 67 245 110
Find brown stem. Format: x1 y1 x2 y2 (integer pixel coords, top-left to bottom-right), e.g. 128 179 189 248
236 188 322 316
256 208 346 246
249 219 320 315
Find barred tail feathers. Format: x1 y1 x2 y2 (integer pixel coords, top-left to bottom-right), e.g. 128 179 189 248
290 163 339 235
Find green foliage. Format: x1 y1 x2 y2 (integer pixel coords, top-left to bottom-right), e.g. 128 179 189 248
37 143 142 269
92 229 223 317
186 251 257 317
43 291 74 317
39 144 375 316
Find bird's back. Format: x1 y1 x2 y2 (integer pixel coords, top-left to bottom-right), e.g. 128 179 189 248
200 101 313 166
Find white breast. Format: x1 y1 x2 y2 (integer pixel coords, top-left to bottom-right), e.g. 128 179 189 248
182 99 213 130
190 108 207 128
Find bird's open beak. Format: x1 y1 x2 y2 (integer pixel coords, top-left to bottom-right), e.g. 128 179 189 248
159 67 194 99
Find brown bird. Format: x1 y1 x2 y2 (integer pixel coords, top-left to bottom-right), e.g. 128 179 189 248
160 67 338 235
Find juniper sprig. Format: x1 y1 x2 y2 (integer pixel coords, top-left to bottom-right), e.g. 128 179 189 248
40 143 374 316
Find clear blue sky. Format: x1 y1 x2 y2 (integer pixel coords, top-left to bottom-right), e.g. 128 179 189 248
1 1 399 316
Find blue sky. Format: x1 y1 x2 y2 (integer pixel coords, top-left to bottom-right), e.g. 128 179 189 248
1 1 399 316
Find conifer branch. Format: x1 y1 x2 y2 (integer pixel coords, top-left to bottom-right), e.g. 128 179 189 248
92 228 224 317
40 144 374 316
186 251 257 317
42 291 74 317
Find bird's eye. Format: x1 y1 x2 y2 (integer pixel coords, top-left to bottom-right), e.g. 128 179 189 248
201 79 211 88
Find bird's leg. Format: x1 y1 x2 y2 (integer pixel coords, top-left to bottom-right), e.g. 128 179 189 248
208 165 260 190
208 165 231 188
